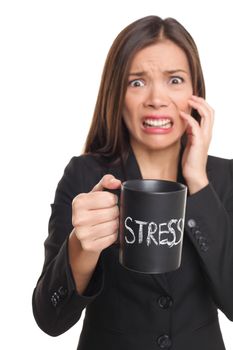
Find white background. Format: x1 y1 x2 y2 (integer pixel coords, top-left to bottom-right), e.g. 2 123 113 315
1 0 233 349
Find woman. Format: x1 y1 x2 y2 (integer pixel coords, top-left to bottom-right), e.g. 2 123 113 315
32 16 233 349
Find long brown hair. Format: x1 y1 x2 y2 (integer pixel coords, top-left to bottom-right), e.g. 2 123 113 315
84 16 205 162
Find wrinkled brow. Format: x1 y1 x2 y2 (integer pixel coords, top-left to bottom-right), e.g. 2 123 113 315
128 69 189 77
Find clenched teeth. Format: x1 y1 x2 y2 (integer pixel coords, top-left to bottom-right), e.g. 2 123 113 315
143 119 173 128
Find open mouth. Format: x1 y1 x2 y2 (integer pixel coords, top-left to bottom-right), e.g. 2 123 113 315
143 118 173 129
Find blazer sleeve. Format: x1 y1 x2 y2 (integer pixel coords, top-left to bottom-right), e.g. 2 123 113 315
32 157 104 336
185 158 233 321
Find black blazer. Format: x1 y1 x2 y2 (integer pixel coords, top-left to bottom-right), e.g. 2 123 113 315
32 149 233 350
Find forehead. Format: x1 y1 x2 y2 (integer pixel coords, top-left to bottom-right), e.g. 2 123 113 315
130 40 190 72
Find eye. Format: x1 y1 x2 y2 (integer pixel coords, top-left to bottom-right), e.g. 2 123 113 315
128 79 145 87
169 76 184 85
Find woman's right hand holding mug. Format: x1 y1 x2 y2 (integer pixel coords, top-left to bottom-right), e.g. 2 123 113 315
72 174 121 254
69 175 121 294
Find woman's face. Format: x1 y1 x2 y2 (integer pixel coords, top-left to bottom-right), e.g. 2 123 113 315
123 40 193 153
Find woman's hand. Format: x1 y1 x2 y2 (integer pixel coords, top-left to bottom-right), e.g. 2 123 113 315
72 174 121 253
180 95 214 194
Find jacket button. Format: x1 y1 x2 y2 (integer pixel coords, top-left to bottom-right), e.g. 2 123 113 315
200 242 209 252
58 286 68 297
193 230 202 240
51 292 60 307
197 236 207 245
187 219 196 228
51 295 57 307
157 334 172 348
157 295 173 309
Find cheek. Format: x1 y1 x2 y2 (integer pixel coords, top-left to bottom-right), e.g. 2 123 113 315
173 93 192 114
123 91 142 116
122 97 131 120
181 103 192 114
122 106 130 125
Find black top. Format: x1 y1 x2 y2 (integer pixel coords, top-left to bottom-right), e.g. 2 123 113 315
32 149 233 350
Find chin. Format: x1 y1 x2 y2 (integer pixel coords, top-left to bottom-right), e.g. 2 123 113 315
144 139 182 152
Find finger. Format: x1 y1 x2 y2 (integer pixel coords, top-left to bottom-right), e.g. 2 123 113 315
188 98 214 137
189 96 214 124
75 218 119 242
73 191 118 211
77 226 118 252
180 111 200 135
188 100 209 122
92 218 119 238
73 204 119 227
87 232 119 252
180 110 213 146
191 95 214 115
89 205 119 225
92 174 121 192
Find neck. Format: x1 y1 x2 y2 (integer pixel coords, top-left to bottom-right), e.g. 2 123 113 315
131 141 181 181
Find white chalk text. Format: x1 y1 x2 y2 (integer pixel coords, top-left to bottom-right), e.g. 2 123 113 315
124 216 184 248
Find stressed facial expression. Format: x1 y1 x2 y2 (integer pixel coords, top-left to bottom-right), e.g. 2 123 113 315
123 40 193 152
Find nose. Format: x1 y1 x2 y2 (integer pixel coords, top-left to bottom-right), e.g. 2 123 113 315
144 83 169 109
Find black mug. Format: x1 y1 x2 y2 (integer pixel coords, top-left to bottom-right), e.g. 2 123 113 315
118 179 187 274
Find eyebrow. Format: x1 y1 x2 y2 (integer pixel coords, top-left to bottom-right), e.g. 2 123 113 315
128 69 189 77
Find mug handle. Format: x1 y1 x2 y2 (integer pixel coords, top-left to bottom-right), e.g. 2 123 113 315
103 188 121 246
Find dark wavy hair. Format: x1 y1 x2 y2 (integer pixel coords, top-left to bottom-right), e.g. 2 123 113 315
84 15 205 162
